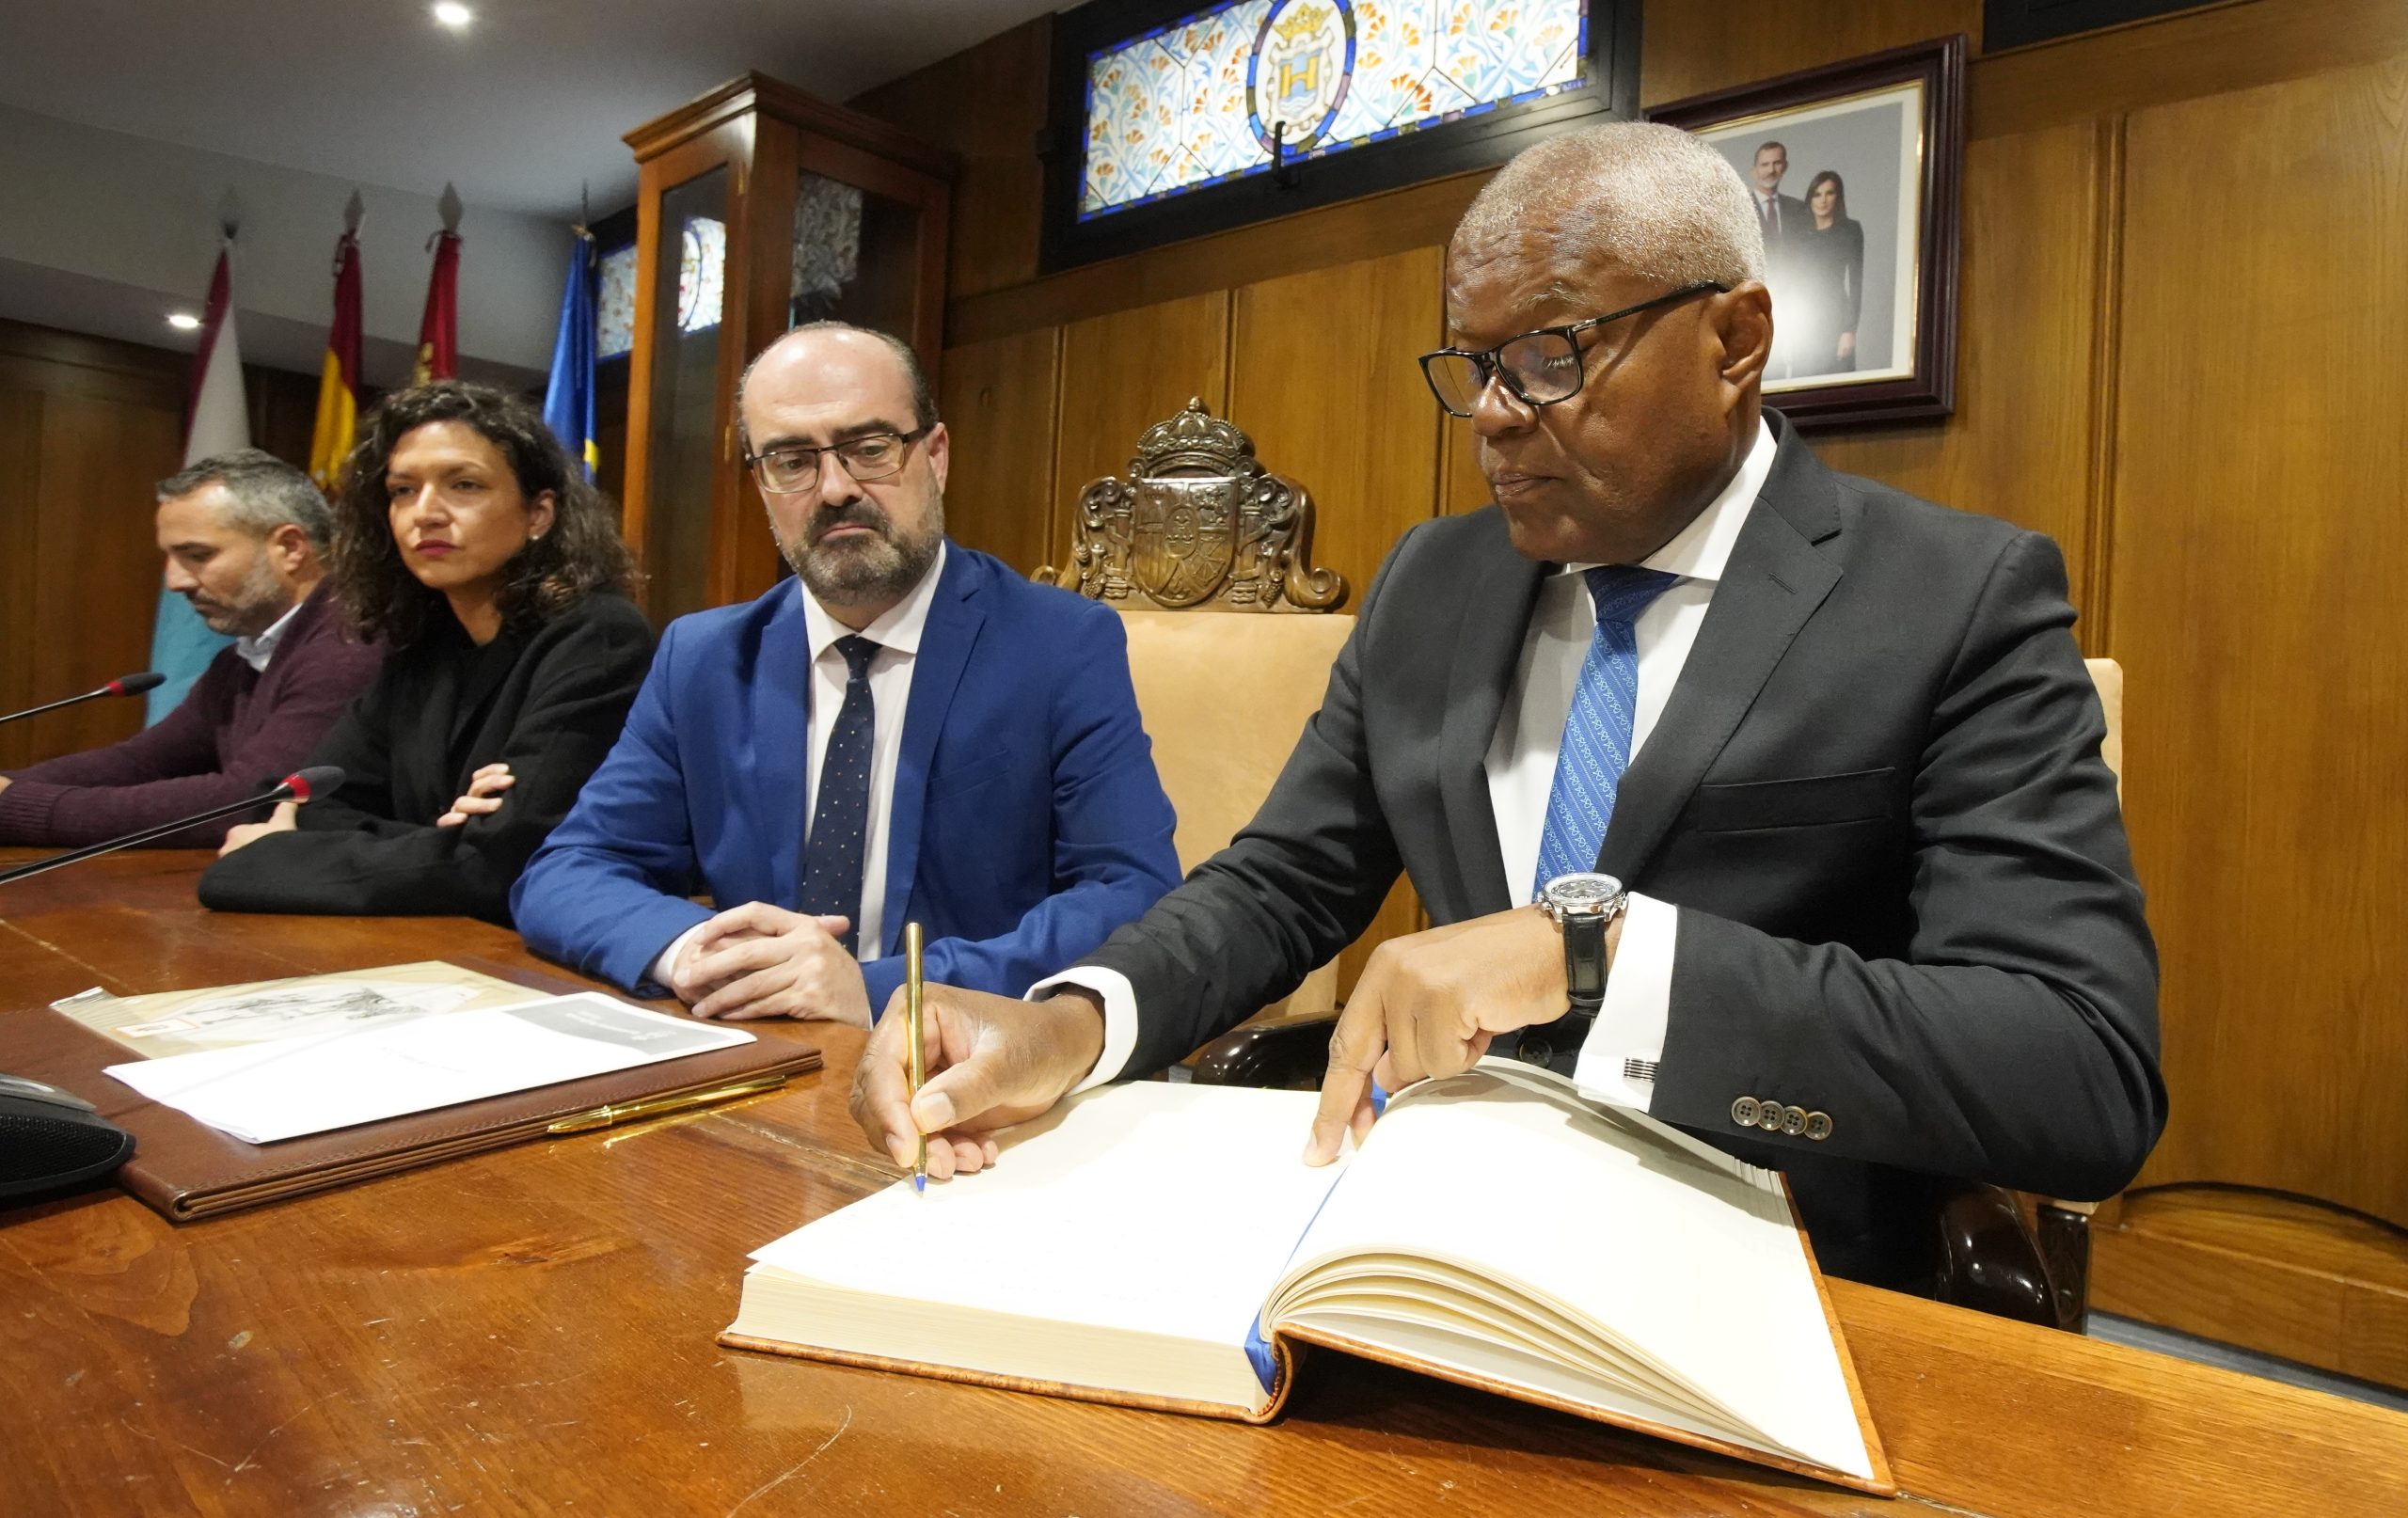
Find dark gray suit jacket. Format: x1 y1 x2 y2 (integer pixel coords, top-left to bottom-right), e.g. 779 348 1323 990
1084 416 2164 1288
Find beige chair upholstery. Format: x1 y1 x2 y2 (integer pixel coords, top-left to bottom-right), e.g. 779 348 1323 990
1117 609 1355 1018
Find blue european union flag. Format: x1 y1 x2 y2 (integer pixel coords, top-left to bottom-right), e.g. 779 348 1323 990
542 234 598 481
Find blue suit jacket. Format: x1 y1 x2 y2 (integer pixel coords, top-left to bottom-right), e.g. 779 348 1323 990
512 546 1181 1012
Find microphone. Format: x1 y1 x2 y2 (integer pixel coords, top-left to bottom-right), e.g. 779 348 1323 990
0 766 345 887
0 672 166 726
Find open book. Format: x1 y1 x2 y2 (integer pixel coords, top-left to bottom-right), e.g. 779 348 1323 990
723 1062 1890 1493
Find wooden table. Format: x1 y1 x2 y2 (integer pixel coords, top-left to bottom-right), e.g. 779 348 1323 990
4 853 2403 1517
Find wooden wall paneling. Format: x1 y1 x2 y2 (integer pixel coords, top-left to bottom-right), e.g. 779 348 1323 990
0 391 43 770
948 171 1492 348
1813 121 2105 616
1971 0 2408 140
851 18 1051 300
935 325 1063 576
1640 0 1984 110
27 392 182 764
2108 56 2408 1228
242 364 324 474
1231 246 1447 989
1053 290 1234 550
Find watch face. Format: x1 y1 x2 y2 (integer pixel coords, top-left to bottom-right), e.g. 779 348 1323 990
1544 872 1624 912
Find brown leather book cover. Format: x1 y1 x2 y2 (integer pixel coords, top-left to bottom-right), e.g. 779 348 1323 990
14 957 820 1222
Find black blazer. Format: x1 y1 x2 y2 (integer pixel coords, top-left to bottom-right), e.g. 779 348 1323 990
200 592 654 925
1085 416 2164 1288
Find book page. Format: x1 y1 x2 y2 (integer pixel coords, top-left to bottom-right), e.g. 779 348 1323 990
103 993 752 1143
746 1082 1339 1405
1269 1062 1875 1480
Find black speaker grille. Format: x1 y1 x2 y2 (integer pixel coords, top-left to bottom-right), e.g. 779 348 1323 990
0 1111 127 1187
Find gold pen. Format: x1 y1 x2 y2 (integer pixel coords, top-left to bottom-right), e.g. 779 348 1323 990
906 920 927 1193
546 1074 789 1134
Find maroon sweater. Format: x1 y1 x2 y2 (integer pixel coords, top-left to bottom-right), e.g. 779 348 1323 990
0 586 384 847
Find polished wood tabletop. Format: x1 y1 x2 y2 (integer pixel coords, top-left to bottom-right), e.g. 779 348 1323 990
4 853 2403 1517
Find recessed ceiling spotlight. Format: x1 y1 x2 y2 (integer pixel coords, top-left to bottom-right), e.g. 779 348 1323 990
432 2 473 30
166 312 202 331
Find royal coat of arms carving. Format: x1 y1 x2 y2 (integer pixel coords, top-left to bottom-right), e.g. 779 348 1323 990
1038 399 1347 613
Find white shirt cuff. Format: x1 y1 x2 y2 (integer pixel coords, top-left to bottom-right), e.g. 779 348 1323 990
1572 892 1677 1111
649 922 711 996
1028 966 1137 1092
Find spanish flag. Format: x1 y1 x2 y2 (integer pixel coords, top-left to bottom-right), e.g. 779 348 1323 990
308 212 363 490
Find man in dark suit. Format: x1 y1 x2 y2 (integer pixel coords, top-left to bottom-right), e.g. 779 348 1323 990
513 324 1182 1027
1749 140 1812 379
851 126 2162 1287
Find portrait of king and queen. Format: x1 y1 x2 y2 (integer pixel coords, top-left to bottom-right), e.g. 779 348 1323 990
1078 0 1591 220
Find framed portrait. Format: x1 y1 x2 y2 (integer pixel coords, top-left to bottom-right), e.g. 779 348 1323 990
1648 37 1967 430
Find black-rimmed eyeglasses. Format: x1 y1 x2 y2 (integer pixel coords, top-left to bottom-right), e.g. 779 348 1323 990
744 427 930 495
1418 282 1730 418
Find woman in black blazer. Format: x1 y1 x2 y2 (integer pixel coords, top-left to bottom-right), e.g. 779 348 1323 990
202 381 652 924
1792 169 1865 374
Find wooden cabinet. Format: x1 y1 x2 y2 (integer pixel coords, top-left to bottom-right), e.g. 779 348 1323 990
620 73 954 622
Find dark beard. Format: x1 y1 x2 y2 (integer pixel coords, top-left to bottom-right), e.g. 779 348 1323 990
779 497 943 609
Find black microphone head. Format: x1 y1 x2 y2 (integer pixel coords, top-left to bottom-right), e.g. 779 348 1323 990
108 672 166 696
285 766 346 803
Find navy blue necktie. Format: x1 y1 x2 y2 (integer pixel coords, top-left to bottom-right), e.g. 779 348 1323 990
799 634 879 957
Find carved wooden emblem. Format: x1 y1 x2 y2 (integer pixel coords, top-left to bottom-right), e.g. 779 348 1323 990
1038 399 1347 612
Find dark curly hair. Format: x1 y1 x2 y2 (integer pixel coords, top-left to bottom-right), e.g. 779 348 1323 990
329 381 637 649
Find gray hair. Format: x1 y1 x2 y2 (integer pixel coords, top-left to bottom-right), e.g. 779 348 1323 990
735 323 939 452
1452 120 1766 290
156 449 333 552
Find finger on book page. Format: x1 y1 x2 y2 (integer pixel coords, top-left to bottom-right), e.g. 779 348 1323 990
1307 991 1385 1164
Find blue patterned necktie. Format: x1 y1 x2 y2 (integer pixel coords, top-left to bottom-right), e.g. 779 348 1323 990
799 634 880 957
1532 565 1681 896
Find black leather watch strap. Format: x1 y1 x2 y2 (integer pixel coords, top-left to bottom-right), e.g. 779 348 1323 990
1561 909 1608 1016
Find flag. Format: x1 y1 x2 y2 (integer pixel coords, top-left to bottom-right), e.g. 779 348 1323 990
308 221 363 490
542 232 599 480
146 242 249 723
412 228 461 385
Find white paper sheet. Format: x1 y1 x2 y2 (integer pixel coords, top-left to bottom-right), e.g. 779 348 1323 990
103 993 753 1143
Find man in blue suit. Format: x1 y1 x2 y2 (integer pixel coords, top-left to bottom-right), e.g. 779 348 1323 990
513 323 1181 1025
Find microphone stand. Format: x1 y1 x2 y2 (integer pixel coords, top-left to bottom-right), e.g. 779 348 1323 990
0 772 332 887
0 675 165 726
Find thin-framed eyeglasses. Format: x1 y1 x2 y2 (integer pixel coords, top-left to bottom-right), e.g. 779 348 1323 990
744 427 930 495
1418 281 1730 418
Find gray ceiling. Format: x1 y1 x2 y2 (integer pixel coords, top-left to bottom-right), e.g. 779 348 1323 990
0 0 1069 220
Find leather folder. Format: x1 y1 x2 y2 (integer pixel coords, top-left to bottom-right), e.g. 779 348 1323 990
9 958 821 1222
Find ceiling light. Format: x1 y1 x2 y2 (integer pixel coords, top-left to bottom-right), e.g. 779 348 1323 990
166 312 202 331
432 2 473 29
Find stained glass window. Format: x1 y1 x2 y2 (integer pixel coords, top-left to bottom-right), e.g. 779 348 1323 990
1080 0 1589 220
676 216 726 333
595 245 637 359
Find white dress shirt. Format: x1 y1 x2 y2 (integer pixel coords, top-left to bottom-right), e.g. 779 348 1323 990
1048 421 1778 1104
233 598 306 673
652 543 948 986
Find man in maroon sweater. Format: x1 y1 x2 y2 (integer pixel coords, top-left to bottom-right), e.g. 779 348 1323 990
0 450 383 847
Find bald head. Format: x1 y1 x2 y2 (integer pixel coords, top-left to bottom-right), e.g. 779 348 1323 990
1450 121 1766 293
737 324 937 454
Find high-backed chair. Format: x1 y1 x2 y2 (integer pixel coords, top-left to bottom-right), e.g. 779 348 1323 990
1037 400 1353 1017
1193 653 2131 1333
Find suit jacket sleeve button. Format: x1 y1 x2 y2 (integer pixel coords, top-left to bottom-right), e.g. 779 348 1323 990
1732 1097 1761 1127
1755 1100 1785 1132
1804 1111 1833 1141
1781 1104 1807 1136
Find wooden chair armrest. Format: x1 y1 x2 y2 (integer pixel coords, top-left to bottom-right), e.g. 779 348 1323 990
1934 1182 2085 1332
1190 1014 1338 1090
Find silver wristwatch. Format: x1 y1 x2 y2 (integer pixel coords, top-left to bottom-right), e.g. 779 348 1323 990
1537 872 1627 1016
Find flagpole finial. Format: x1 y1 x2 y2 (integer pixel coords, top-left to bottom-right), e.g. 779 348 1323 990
342 190 365 236
437 182 464 233
216 189 241 241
